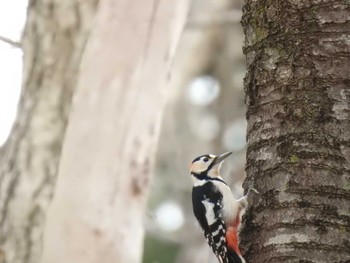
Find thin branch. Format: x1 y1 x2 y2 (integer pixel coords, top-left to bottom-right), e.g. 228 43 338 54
0 35 21 48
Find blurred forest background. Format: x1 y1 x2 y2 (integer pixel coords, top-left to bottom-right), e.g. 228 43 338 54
0 0 245 262
146 0 246 262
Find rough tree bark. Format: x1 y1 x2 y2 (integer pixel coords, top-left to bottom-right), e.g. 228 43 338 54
40 0 187 263
241 1 350 262
0 1 98 263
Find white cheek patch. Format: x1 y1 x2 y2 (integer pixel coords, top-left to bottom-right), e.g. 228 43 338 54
201 199 216 225
191 161 207 173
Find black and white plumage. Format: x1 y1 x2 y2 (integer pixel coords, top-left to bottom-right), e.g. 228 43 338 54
190 152 247 263
192 181 230 262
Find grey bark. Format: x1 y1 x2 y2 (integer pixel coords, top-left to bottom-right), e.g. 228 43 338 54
0 1 98 262
241 1 350 262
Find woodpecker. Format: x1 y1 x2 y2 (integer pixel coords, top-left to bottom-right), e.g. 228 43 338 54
190 152 249 263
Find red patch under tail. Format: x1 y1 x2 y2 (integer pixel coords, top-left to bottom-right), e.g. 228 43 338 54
225 217 242 256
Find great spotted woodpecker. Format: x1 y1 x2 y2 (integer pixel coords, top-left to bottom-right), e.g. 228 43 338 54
190 152 250 263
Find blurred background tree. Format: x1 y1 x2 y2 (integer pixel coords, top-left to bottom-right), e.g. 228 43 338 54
0 0 188 262
0 0 99 262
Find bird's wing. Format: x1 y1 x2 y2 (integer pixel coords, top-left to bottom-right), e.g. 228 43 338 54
192 183 228 262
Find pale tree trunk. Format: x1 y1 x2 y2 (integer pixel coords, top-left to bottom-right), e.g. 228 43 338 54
0 1 98 262
241 1 350 263
40 0 188 263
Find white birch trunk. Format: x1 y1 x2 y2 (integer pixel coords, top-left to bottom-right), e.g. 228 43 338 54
40 0 188 262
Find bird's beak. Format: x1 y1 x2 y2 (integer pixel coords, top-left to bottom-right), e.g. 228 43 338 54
213 152 232 165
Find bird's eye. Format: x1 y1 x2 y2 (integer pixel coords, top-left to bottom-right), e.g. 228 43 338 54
203 157 209 162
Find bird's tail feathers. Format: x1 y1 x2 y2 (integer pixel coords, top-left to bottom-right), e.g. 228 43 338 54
227 247 245 263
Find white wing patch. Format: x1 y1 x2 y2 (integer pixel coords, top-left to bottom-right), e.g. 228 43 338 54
201 199 216 225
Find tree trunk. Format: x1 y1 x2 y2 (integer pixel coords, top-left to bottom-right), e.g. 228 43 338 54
0 1 98 263
241 1 350 262
40 0 187 263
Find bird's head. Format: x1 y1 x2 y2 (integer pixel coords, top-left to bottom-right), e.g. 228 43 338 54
190 152 232 178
